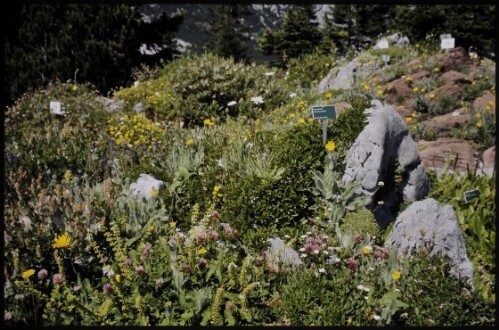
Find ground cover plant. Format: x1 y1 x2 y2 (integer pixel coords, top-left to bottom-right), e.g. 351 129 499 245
4 43 495 326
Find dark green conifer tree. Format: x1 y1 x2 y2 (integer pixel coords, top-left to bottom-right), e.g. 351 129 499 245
258 5 322 65
206 5 250 62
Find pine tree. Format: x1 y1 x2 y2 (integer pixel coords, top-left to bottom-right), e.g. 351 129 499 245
4 3 183 102
258 5 323 65
206 5 250 62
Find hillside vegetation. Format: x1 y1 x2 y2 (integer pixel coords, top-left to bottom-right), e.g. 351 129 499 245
4 42 495 325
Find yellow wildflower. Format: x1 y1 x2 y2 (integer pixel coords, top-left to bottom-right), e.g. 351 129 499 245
391 270 401 280
115 274 121 283
297 118 305 124
429 93 436 99
362 246 372 255
168 221 176 229
53 234 71 249
307 118 314 123
324 92 333 99
64 170 72 181
325 140 336 151
433 67 440 72
212 185 221 196
485 106 491 111
487 101 495 107
413 87 419 93
186 138 195 145
475 113 481 118
405 117 412 123
405 76 413 82
289 113 296 118
72 85 78 91
149 188 158 197
22 269 35 280
198 247 208 255
363 84 370 91
475 120 483 128
377 90 383 96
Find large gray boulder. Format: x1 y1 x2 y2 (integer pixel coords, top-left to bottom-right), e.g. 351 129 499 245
96 96 125 113
318 61 356 92
130 174 164 199
266 237 303 268
387 33 410 48
386 198 474 287
342 100 429 226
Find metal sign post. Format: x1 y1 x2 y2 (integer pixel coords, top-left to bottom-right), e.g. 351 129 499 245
311 105 336 144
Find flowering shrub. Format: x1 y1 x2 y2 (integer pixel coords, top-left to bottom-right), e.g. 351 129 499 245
107 113 164 148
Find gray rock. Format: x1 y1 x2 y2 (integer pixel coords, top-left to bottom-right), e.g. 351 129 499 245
96 96 124 113
386 33 410 48
267 237 303 267
342 100 429 224
386 198 474 287
134 102 144 114
130 174 164 199
318 61 356 92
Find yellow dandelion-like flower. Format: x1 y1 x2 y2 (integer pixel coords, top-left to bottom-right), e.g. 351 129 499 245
325 63 330 67
413 87 419 93
487 101 495 107
475 113 481 118
64 170 72 181
186 138 195 145
412 113 417 118
363 84 370 91
22 269 35 280
307 118 314 123
324 92 333 99
377 90 383 96
429 93 436 99
471 81 476 86
485 106 491 111
475 120 483 128
391 270 401 280
405 76 413 82
289 113 296 118
168 221 176 229
297 118 305 124
72 85 78 91
198 247 208 255
53 234 71 249
325 140 336 151
433 67 440 72
149 188 159 197
362 246 372 255
212 185 221 196
115 274 121 283
405 117 413 123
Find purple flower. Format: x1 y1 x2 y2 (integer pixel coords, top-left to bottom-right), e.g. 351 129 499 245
103 283 113 296
194 232 208 245
52 273 65 284
181 263 191 273
207 230 219 241
198 258 208 268
101 157 108 166
37 269 48 280
141 244 151 260
125 257 132 266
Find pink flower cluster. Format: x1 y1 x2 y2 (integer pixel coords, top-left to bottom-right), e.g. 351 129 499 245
220 222 239 239
302 236 326 255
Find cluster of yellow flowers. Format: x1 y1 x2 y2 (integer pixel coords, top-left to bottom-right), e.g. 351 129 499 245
325 140 336 151
204 118 216 126
361 82 370 91
107 114 164 148
212 185 222 197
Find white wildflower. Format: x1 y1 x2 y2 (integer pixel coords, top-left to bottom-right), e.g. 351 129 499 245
373 314 381 321
300 253 307 258
289 92 297 98
377 181 385 187
298 247 305 252
313 249 320 254
264 71 275 76
102 265 115 278
227 100 237 106
318 268 326 273
251 96 264 105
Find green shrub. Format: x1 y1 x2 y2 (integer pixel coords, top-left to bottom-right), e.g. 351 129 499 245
340 207 379 239
287 48 336 88
429 94 458 115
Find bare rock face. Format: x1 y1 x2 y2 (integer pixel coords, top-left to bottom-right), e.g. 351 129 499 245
417 138 476 172
342 100 429 227
386 198 474 287
130 174 164 199
96 96 125 113
472 90 495 110
435 47 471 72
419 110 470 134
334 102 352 117
440 70 471 84
318 61 356 92
479 146 495 177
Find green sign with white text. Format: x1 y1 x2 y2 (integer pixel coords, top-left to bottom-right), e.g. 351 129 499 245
311 105 336 120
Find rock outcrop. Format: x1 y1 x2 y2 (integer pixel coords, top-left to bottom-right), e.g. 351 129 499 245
130 174 164 199
318 61 356 92
417 138 477 172
266 237 303 268
386 198 474 287
342 100 429 226
96 96 125 113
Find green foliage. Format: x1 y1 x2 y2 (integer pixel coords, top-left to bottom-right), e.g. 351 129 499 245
428 169 495 302
258 5 323 65
340 207 379 239
429 94 458 115
115 53 289 126
287 48 336 88
206 5 250 62
4 3 182 102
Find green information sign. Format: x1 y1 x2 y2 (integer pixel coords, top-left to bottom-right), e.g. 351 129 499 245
311 105 336 120
464 189 480 204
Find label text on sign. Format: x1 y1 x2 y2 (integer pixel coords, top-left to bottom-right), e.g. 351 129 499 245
311 105 336 120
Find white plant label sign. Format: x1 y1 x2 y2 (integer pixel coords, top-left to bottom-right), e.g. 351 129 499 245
49 101 65 115
441 38 455 49
377 40 389 49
